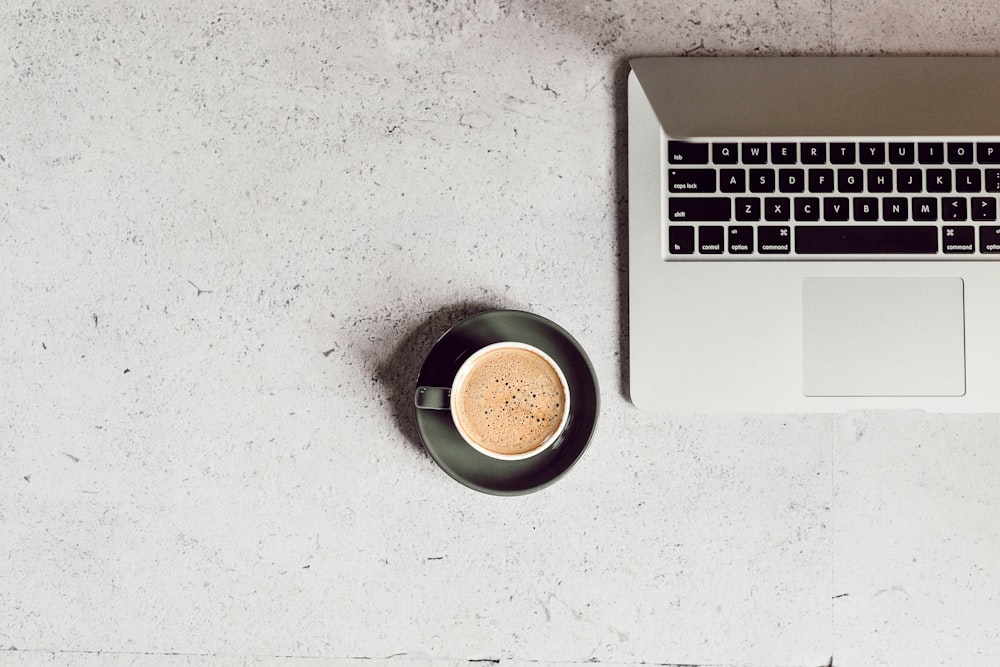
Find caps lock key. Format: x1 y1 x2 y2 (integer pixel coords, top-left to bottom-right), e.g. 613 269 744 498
668 169 716 193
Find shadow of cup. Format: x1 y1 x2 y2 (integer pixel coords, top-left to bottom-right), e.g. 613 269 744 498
375 301 503 455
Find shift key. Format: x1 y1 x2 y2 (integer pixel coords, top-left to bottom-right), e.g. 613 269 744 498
668 197 731 222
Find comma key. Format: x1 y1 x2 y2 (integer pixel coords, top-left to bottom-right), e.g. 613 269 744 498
943 197 968 221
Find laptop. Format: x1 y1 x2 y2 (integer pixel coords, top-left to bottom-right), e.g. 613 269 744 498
628 56 1000 412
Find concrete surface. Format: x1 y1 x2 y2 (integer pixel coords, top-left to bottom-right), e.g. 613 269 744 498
2 1 999 666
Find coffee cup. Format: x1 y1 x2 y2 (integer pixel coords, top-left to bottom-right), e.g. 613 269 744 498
414 341 571 460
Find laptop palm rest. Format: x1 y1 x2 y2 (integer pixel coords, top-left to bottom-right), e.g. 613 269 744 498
802 277 966 397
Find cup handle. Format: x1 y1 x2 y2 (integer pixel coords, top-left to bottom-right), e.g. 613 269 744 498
414 386 451 410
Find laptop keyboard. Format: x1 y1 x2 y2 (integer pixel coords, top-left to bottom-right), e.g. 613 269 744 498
665 138 1000 259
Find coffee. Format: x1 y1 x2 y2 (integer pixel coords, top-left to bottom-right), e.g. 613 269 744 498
453 346 568 456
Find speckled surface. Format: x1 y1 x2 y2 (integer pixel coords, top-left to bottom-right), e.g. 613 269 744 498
2 2 999 667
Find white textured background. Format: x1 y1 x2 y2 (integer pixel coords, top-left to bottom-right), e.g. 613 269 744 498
2 2 999 667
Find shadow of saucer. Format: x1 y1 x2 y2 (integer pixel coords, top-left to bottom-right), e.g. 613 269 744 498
376 302 501 455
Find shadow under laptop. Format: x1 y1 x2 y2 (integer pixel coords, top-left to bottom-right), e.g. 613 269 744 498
610 57 631 403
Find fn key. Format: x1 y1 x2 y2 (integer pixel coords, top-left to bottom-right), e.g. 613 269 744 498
668 225 695 254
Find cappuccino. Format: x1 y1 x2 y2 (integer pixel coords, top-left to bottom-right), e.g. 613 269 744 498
453 346 568 456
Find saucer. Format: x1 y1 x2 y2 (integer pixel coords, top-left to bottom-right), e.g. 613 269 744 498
414 310 600 495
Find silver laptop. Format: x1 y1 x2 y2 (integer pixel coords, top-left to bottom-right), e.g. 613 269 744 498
628 56 1000 412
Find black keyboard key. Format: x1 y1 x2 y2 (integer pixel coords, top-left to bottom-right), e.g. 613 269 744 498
795 225 938 254
778 168 805 193
668 225 695 254
882 197 908 221
973 197 997 221
772 143 797 164
758 226 791 253
980 226 1000 252
978 143 1000 164
897 168 922 193
830 143 855 164
667 141 709 164
948 142 974 164
720 169 746 193
927 169 952 193
859 142 885 164
735 197 761 221
668 197 731 221
956 169 981 193
749 168 776 193
987 170 1000 192
698 225 725 254
837 169 863 193
728 226 754 253
912 197 938 221
742 143 768 164
889 143 915 164
942 226 975 253
823 197 850 221
943 197 968 221
808 168 834 193
918 142 944 164
668 168 717 193
801 143 827 164
867 169 893 193
854 197 879 221
765 197 791 222
713 142 739 164
794 197 820 221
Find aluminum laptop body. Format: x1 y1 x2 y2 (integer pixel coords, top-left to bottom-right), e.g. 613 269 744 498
628 56 1000 412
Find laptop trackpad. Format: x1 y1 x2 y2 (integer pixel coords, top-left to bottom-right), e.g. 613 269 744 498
802 277 966 397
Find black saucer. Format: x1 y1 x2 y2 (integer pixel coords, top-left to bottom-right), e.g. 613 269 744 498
414 310 600 495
